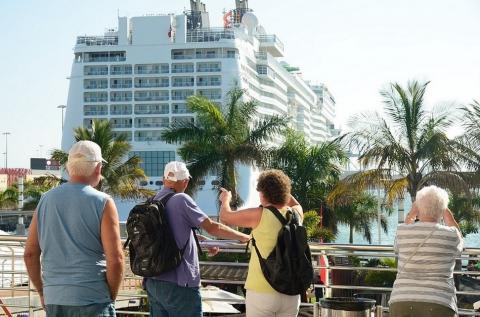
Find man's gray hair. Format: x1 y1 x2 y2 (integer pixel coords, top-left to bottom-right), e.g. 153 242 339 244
66 160 99 177
416 185 449 221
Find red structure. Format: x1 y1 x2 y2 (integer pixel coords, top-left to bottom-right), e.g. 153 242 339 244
0 168 31 187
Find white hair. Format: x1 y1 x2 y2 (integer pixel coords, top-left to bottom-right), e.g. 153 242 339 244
66 160 99 177
415 185 449 221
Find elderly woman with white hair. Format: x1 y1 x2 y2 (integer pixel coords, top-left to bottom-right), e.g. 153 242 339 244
389 185 463 317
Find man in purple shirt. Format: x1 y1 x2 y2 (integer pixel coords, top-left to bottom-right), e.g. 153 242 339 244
145 161 250 317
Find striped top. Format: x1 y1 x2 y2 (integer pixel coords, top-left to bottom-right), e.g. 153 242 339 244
389 222 464 312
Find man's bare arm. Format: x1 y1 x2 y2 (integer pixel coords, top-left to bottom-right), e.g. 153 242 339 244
101 198 125 300
24 212 44 305
200 218 250 242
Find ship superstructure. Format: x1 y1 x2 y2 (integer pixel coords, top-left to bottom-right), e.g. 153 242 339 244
62 0 338 217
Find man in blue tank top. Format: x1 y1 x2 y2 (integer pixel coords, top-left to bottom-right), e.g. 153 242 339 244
145 161 250 317
24 141 125 317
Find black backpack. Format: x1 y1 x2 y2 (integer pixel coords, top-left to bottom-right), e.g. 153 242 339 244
251 206 314 295
124 193 202 277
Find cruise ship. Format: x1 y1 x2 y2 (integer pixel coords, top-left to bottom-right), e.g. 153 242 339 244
62 0 338 219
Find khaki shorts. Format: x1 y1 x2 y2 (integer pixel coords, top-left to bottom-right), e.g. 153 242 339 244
390 301 456 317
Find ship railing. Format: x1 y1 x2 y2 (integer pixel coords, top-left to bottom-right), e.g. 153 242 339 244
76 36 118 46
110 84 132 89
171 67 195 73
134 97 169 102
255 51 268 60
172 81 195 87
197 67 222 72
186 28 236 43
110 97 133 102
135 69 169 75
256 34 285 51
85 70 109 76
135 83 169 88
197 81 222 87
197 92 222 100
110 111 132 116
1 236 479 316
84 111 108 116
134 110 169 115
84 97 108 103
172 109 193 114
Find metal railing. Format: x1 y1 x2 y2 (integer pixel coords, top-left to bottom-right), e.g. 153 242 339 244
76 36 118 46
256 34 285 52
186 28 236 43
2 236 480 316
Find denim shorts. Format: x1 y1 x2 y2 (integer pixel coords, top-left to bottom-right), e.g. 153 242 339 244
45 302 115 317
145 278 202 317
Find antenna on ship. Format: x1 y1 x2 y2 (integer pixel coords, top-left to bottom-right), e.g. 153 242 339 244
224 0 252 27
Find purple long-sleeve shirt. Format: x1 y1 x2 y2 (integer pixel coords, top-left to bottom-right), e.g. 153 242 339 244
151 187 208 287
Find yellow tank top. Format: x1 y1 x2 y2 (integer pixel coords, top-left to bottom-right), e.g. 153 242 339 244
245 207 289 293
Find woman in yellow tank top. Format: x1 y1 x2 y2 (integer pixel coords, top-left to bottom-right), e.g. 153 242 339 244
219 169 303 317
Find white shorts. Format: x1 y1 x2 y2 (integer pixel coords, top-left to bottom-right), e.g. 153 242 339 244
245 290 300 317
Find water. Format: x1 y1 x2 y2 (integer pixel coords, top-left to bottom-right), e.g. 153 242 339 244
334 198 480 247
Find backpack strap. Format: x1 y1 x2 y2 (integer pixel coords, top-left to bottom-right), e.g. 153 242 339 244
123 192 176 249
265 206 289 226
191 228 204 256
159 193 204 257
250 207 290 271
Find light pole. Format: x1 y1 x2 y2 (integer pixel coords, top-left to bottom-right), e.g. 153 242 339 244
57 105 66 132
2 132 11 169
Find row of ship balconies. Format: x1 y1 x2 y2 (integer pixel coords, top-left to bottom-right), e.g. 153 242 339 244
75 48 237 64
84 62 222 76
86 117 195 129
83 89 222 102
84 104 195 116
83 76 222 89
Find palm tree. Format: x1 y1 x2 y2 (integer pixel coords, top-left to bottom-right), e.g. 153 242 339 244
344 80 469 203
268 129 347 211
52 120 152 199
22 175 63 210
458 100 480 172
162 88 286 206
328 189 388 244
448 193 480 236
0 187 18 210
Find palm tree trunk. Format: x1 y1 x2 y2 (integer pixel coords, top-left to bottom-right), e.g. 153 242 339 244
349 224 354 244
227 161 238 209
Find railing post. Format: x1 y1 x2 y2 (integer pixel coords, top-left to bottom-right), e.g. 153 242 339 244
28 278 34 316
375 305 383 317
313 302 320 317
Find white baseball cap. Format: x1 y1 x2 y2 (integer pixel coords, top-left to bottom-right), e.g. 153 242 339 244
164 161 191 181
68 141 107 164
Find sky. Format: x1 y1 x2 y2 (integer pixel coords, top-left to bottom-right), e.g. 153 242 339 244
0 0 479 168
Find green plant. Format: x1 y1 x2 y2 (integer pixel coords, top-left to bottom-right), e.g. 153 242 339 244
303 210 336 242
364 258 397 287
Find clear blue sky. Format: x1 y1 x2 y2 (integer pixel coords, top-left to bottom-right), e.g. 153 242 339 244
1 0 479 168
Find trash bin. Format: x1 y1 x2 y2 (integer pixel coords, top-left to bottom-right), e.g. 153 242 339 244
320 297 376 317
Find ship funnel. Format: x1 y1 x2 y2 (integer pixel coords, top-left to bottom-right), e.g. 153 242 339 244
190 0 207 13
235 0 249 10
187 0 210 30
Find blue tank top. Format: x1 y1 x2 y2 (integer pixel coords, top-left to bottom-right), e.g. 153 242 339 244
36 182 111 305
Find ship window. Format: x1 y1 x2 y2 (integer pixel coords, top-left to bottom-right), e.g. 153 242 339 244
129 151 176 177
